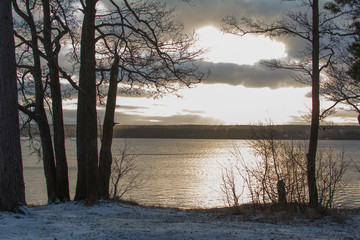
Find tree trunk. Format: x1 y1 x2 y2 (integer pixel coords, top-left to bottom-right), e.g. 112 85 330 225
32 31 57 203
307 0 320 207
99 53 120 199
0 0 26 212
29 12 58 204
12 0 58 203
37 117 57 203
75 0 101 202
42 0 70 201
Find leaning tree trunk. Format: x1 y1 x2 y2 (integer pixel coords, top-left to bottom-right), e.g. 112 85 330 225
0 0 26 212
32 33 57 204
307 0 320 207
99 53 120 199
75 0 101 202
30 16 57 204
42 0 70 201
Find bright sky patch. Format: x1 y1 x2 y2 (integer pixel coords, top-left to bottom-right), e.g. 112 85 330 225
196 26 287 65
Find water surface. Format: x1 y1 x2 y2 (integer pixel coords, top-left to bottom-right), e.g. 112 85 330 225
22 138 360 208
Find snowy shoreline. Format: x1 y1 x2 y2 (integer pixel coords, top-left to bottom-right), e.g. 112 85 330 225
1 201 360 239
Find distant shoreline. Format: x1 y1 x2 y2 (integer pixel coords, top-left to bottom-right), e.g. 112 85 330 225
21 124 360 140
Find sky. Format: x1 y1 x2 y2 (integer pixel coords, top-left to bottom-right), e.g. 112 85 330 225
62 0 359 125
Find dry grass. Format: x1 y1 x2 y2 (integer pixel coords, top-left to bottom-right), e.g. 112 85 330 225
189 202 359 223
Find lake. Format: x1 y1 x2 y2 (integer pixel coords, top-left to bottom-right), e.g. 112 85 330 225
22 138 360 208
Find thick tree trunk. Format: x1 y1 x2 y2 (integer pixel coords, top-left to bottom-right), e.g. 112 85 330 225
75 0 101 202
99 54 120 199
307 0 320 207
42 0 70 201
0 0 26 212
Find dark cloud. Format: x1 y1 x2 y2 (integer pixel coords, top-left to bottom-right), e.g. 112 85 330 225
288 108 359 125
168 0 290 32
287 115 307 125
304 91 312 98
200 61 303 88
63 106 220 125
138 114 222 125
182 109 205 114
331 110 358 120
116 105 148 110
113 112 222 125
60 107 359 126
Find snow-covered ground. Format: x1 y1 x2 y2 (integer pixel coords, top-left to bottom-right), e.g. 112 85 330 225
1 201 359 240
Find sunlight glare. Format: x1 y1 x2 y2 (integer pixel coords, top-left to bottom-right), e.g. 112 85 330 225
196 26 287 65
115 84 312 125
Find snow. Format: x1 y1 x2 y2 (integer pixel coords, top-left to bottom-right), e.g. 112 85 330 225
1 202 360 240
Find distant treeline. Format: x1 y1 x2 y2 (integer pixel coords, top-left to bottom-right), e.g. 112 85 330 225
21 124 360 140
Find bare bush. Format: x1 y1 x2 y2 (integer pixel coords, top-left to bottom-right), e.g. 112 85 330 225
110 141 146 200
317 148 350 209
220 161 244 208
221 123 350 210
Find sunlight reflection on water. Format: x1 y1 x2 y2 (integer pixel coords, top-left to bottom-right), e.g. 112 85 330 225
22 138 360 208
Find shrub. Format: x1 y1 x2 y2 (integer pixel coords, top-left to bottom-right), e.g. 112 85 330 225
221 123 350 210
110 141 146 200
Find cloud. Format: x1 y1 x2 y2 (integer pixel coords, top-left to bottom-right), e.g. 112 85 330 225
200 61 303 88
164 0 320 89
116 105 148 110
328 109 359 123
114 112 222 125
134 113 222 125
169 0 321 61
63 102 221 125
168 0 291 32
288 108 360 125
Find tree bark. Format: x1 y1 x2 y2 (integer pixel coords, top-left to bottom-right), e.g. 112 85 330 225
307 0 320 207
75 0 101 202
99 53 120 199
42 0 70 201
0 0 26 212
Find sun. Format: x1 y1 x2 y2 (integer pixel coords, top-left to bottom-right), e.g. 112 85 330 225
196 26 287 65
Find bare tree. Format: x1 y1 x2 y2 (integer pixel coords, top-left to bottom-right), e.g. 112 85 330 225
0 0 26 212
13 0 57 202
41 0 71 201
75 0 206 201
222 0 350 206
13 0 74 202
